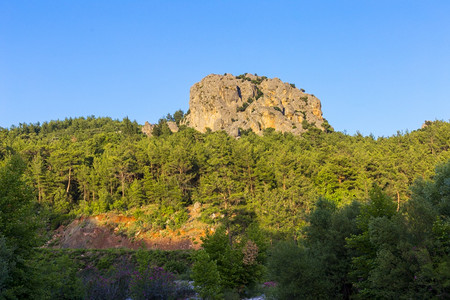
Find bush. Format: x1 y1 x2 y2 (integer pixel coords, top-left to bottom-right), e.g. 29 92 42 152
302 119 310 130
81 261 132 300
129 266 176 300
273 106 283 113
36 254 85 300
0 235 12 293
237 102 249 112
255 88 263 100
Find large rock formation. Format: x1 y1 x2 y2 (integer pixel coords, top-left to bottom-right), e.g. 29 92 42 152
182 73 327 136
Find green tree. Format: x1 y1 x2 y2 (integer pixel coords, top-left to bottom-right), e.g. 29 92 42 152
198 224 267 296
192 250 222 300
268 241 330 300
346 186 397 298
0 156 43 299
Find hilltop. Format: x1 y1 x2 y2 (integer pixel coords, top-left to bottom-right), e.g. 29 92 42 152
183 73 329 136
143 73 331 137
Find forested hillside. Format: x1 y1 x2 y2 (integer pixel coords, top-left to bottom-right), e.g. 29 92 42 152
1 116 450 298
1 116 449 238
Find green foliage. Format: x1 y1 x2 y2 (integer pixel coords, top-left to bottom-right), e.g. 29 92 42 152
268 199 361 299
302 119 311 130
121 116 141 136
202 224 267 294
30 248 194 299
236 101 249 112
200 227 243 292
272 106 283 113
0 235 12 294
345 186 398 297
1 113 450 298
345 164 449 299
129 266 177 300
268 241 330 299
1 116 449 245
152 118 173 137
0 155 44 299
268 163 450 299
321 118 334 133
34 254 84 300
135 248 152 273
235 74 266 85
255 87 263 100
173 109 185 126
192 250 222 300
194 225 268 296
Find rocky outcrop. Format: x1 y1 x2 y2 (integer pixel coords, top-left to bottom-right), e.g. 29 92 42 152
141 121 179 137
167 121 179 133
142 121 155 136
182 73 326 136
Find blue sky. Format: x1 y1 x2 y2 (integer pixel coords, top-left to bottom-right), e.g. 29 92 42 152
1 1 449 136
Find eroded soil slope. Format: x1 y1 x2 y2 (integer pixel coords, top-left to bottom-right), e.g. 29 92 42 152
48 205 210 250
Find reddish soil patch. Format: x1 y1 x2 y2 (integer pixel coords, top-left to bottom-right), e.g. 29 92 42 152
51 217 143 249
48 209 209 250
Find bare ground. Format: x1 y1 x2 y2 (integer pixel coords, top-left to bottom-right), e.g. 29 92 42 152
47 205 210 250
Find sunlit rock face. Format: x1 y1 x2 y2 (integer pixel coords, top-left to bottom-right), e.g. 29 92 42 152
183 73 325 137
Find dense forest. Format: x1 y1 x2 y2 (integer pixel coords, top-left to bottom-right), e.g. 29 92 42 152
1 115 449 299
1 115 449 235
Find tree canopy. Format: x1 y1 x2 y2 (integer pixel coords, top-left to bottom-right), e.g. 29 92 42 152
1 117 449 238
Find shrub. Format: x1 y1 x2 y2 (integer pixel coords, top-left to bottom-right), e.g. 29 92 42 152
36 254 85 300
0 235 13 294
300 96 308 104
237 102 249 112
129 266 176 300
81 262 132 300
302 119 311 130
255 88 263 100
273 106 283 113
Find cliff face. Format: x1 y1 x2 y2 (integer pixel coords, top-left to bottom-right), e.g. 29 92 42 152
183 73 325 136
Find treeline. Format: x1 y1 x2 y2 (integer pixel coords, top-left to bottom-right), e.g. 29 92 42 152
0 116 449 236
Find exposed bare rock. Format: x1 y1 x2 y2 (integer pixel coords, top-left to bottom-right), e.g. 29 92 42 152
167 121 179 133
422 120 432 129
182 73 326 136
141 121 179 137
47 213 206 250
141 121 155 136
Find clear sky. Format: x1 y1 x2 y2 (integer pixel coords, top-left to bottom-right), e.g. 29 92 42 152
1 1 449 137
